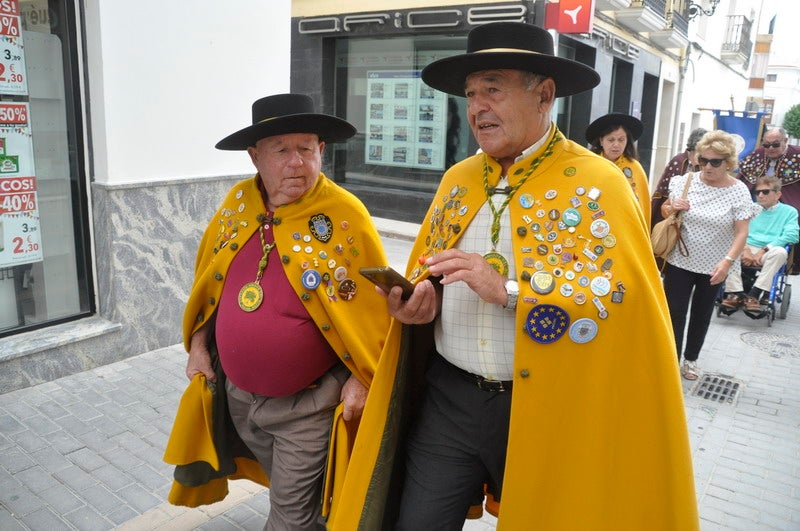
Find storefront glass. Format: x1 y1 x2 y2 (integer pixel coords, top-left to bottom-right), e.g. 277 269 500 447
0 0 91 336
333 35 473 194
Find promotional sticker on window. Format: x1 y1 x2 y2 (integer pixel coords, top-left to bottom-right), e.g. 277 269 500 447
0 0 27 96
0 101 42 266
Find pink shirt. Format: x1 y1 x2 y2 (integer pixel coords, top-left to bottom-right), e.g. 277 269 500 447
215 221 338 396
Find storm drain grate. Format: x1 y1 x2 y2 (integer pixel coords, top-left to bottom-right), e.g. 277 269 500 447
690 374 743 405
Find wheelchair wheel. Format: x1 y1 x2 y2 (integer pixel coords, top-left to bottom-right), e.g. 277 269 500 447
779 283 791 319
767 306 774 326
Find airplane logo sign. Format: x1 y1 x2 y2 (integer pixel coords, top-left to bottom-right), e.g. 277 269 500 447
544 0 595 34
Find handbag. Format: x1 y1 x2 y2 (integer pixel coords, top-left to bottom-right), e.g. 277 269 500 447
651 174 692 260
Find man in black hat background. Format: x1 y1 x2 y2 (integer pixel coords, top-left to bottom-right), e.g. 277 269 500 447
330 22 698 530
167 93 391 530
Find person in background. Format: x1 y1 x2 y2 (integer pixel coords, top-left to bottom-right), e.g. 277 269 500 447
651 127 707 228
165 93 390 530
721 176 799 311
739 126 800 274
661 130 754 381
330 22 698 531
586 113 651 224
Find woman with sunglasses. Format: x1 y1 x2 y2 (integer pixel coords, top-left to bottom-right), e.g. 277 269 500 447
586 113 651 224
650 127 707 229
660 130 755 380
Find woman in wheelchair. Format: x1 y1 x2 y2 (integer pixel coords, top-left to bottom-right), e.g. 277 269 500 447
721 176 799 311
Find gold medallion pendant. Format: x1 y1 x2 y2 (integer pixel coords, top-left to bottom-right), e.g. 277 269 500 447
483 251 509 276
238 282 264 312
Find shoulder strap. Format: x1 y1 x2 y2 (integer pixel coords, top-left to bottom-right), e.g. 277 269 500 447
680 173 693 199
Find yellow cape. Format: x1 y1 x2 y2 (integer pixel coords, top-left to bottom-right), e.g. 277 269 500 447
330 129 699 530
615 154 651 225
166 174 390 517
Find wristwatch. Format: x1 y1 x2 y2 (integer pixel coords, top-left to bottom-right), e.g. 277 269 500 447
504 280 519 311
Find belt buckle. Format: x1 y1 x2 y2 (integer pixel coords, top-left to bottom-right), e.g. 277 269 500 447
477 377 507 393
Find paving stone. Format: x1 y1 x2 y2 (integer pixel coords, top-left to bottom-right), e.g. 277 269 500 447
68 446 110 473
13 465 60 493
62 505 113 531
77 483 125 516
28 445 75 474
0 484 45 517
92 462 135 492
53 464 98 492
9 429 50 453
36 483 85 514
20 507 69 530
116 482 162 513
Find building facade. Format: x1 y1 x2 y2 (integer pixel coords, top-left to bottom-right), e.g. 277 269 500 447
1 0 779 391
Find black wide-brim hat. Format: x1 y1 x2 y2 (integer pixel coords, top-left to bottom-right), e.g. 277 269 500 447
585 113 643 142
216 93 356 150
421 22 600 98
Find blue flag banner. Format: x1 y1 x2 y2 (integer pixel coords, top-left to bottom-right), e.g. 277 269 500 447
713 110 765 160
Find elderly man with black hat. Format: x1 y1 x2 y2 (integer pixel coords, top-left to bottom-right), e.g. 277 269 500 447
163 93 390 530
586 112 650 223
329 22 698 531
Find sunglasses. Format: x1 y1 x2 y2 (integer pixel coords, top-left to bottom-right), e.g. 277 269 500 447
698 157 725 168
755 189 776 195
762 142 782 149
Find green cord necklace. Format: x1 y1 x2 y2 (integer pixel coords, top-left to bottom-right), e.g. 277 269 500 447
238 223 276 312
481 130 561 275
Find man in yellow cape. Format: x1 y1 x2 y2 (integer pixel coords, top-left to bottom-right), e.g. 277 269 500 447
329 23 698 530
163 94 390 529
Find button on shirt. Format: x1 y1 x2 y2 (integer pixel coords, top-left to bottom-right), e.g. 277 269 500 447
435 131 550 381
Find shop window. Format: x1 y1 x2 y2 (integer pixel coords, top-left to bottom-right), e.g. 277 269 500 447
0 0 91 336
332 35 473 195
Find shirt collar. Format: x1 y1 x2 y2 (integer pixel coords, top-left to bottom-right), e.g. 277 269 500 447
515 123 554 164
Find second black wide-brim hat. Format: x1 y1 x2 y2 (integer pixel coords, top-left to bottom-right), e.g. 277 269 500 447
215 93 356 150
585 113 643 143
421 22 600 98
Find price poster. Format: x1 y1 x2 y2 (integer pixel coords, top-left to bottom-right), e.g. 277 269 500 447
0 102 42 266
0 0 26 96
365 70 447 170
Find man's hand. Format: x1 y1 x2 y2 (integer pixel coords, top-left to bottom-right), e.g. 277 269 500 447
380 278 440 325
340 375 368 422
425 249 507 305
187 328 216 382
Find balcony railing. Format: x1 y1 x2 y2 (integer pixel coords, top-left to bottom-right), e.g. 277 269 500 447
721 14 753 66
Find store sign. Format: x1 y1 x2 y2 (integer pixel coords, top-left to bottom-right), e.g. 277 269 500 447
592 26 640 61
0 102 43 266
544 0 595 34
298 4 528 34
0 0 25 95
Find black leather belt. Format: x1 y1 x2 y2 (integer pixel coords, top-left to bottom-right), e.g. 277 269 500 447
440 355 513 393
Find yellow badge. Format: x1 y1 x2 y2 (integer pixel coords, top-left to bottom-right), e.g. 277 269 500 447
238 282 263 312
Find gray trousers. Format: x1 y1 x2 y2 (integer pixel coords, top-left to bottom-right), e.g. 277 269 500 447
226 364 348 531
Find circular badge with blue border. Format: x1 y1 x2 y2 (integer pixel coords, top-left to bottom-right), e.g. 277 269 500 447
525 304 570 344
569 318 598 344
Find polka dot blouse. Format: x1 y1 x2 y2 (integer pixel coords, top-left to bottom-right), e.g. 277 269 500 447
667 171 755 274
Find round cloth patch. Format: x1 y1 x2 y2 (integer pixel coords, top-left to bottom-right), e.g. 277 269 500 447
524 304 570 344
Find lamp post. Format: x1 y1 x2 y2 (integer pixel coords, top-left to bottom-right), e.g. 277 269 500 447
687 0 721 20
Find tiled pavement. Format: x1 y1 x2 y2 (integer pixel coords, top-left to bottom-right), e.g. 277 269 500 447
1 221 799 530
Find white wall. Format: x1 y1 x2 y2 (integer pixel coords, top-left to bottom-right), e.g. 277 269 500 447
83 0 291 184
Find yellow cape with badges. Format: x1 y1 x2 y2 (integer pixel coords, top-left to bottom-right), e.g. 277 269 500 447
165 174 390 517
614 154 650 225
330 128 699 530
